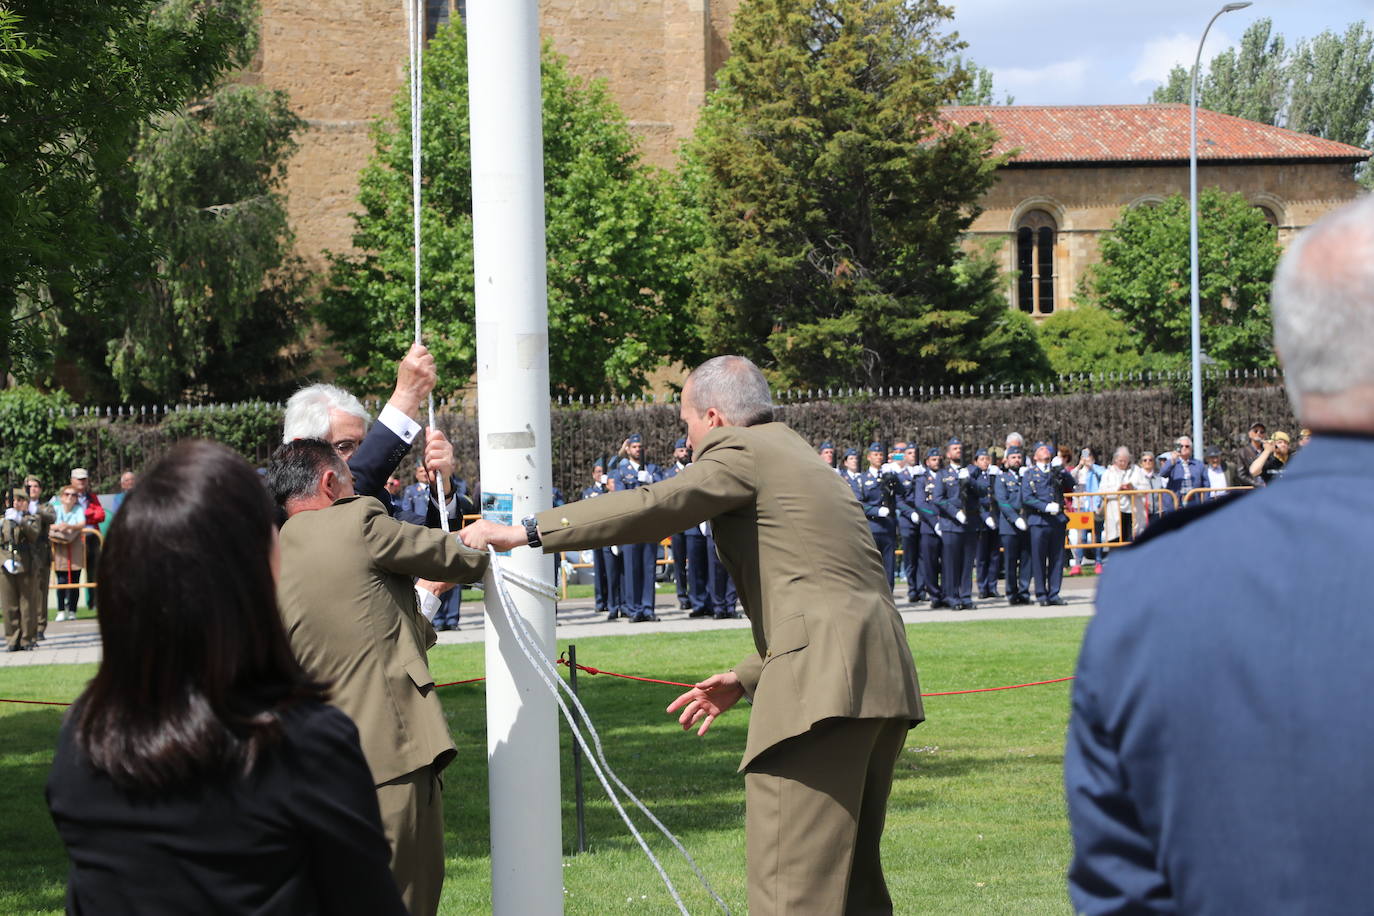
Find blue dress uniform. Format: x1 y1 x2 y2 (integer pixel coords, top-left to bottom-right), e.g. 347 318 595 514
856 444 899 589
932 445 978 609
662 442 711 617
1021 445 1077 605
578 478 620 616
994 451 1032 605
971 451 1003 599
612 434 662 622
912 450 945 607
893 462 925 602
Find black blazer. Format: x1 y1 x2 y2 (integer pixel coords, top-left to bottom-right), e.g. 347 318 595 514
47 702 406 915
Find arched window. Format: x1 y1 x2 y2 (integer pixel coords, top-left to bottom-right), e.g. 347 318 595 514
1016 209 1057 315
1255 205 1278 226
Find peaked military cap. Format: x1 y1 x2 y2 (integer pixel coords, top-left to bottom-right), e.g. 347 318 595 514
673 437 687 449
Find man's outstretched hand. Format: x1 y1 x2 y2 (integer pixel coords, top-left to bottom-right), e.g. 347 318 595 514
666 672 745 737
458 519 526 552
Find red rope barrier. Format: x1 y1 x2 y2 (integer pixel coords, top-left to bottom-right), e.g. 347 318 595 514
0 660 1076 707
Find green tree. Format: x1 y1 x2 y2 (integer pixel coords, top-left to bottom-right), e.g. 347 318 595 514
1150 18 1285 120
949 58 1013 105
1 0 254 384
1082 190 1280 370
1036 305 1173 376
319 24 698 398
687 0 1039 388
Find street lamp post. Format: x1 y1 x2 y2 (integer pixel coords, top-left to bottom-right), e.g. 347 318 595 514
1189 1 1252 460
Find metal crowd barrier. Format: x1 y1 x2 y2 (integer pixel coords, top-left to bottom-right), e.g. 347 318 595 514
49 526 104 600
1181 485 1253 504
1056 488 1180 554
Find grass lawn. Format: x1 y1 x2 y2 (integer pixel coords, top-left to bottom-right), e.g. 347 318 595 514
0 617 1086 914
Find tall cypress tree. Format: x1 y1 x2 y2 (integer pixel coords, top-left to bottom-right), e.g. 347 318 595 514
687 0 1048 388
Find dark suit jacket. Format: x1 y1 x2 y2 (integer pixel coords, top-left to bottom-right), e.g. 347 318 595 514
47 701 406 915
349 422 414 505
1066 435 1374 914
536 422 923 770
277 496 488 784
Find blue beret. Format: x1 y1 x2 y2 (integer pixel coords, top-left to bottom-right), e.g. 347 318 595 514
673 437 687 449
925 447 941 458
867 442 884 453
843 448 859 458
975 448 989 458
1006 446 1023 456
1033 441 1052 453
947 436 962 447
627 433 643 444
819 440 834 450
592 460 605 470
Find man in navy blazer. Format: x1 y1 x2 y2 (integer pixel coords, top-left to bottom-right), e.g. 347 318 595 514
1156 436 1204 513
1065 194 1374 914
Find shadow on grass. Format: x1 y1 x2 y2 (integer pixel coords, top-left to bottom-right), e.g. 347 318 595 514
0 706 71 914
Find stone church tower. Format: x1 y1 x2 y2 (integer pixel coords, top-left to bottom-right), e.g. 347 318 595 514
246 0 741 273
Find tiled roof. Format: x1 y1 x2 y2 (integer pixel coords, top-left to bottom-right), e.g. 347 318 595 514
940 104 1372 165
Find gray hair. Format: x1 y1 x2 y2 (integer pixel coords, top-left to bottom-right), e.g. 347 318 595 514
1005 431 1024 447
282 384 371 444
685 355 774 427
1272 194 1374 412
1113 446 1132 462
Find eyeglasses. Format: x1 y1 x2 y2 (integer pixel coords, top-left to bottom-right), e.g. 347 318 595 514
61 490 77 497
330 439 359 458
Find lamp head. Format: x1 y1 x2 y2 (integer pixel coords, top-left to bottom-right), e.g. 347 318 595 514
1222 2 1253 11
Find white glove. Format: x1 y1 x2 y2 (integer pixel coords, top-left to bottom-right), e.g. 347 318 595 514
1051 456 1063 467
987 465 1000 476
2 508 20 523
599 475 609 485
610 544 620 556
955 510 966 525
637 469 652 483
911 511 919 524
1045 501 1060 515
985 515 996 529
699 521 710 535
1014 517 1027 531
877 506 890 518
934 524 942 537
414 585 441 622
957 467 969 480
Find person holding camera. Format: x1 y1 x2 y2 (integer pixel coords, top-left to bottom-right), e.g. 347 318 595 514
1247 430 1292 486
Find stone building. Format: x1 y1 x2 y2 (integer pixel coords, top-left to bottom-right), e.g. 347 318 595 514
943 105 1371 316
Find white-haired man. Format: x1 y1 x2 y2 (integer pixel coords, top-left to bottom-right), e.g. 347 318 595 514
460 355 922 915
282 344 456 521
1066 194 1374 913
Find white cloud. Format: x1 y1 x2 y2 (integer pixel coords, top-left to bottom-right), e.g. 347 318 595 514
993 58 1091 97
1130 29 1236 87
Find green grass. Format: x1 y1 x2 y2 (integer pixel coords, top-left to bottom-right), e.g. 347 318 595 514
0 618 1086 914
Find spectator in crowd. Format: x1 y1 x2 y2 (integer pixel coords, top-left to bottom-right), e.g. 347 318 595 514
119 470 135 493
915 447 945 608
1136 450 1166 521
384 476 403 499
817 440 835 469
107 469 137 521
3 487 47 651
994 446 1031 604
1005 431 1025 452
23 476 54 641
1297 428 1312 451
1099 446 1150 561
47 441 407 915
1069 448 1105 576
612 432 661 623
857 442 899 589
1202 446 1231 499
933 437 977 610
1064 187 1374 915
68 467 104 612
271 439 488 916
971 448 1002 599
1235 422 1267 487
1248 430 1292 485
662 438 697 612
1055 444 1072 468
49 485 86 622
1023 441 1076 606
1158 436 1204 511
893 443 926 603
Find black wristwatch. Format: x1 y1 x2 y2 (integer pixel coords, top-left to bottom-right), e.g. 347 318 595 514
521 515 542 549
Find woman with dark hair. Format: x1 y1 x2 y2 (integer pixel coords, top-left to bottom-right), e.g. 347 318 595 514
46 441 406 915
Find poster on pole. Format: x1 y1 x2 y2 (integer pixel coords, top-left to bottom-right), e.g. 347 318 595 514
482 491 514 556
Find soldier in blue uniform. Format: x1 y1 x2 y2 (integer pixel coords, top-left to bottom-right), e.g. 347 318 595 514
971 448 1003 599
817 440 836 470
932 437 978 609
1021 440 1076 605
579 462 625 620
994 446 1032 605
662 438 711 618
857 442 899 589
892 443 925 603
913 448 945 608
839 447 861 491
611 432 661 622
703 521 740 619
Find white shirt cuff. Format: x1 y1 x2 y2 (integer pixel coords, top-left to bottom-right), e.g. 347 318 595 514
378 403 423 445
415 584 440 622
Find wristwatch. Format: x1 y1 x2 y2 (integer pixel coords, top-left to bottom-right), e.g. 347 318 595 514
521 515 542 549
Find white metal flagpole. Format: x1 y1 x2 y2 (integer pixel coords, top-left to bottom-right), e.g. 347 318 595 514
466 1 563 913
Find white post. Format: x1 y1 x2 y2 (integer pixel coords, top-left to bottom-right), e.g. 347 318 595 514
467 2 563 914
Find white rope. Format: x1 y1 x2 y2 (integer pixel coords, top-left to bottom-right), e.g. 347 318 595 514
489 549 732 915
405 0 449 533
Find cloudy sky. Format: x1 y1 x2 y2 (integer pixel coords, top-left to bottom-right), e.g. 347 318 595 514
947 0 1374 106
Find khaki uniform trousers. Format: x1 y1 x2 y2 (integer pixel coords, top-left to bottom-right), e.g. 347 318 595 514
33 563 51 638
1 568 38 649
745 716 909 916
376 764 444 916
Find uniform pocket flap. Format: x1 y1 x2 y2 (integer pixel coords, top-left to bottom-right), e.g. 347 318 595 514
403 657 435 692
764 613 809 662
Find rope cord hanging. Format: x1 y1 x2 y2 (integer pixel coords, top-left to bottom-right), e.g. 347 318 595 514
404 0 449 533
490 550 731 915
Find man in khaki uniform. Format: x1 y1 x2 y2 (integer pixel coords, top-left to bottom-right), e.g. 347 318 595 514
462 355 924 915
3 487 49 651
270 440 488 916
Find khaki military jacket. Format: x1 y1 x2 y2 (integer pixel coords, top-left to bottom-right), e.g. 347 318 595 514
277 495 489 785
1 511 42 573
537 422 923 770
